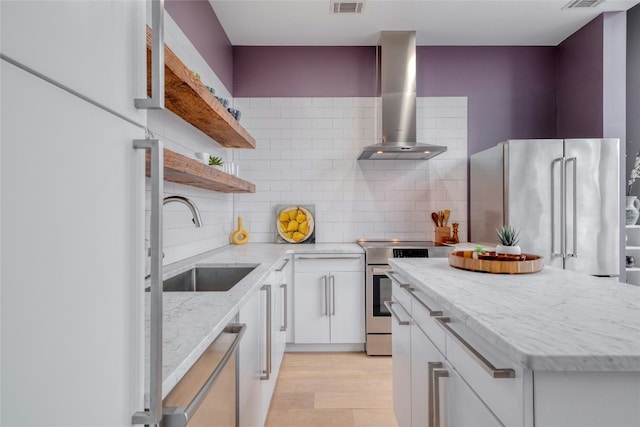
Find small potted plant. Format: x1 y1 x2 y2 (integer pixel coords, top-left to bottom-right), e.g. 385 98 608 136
495 225 521 255
209 156 224 170
472 245 486 260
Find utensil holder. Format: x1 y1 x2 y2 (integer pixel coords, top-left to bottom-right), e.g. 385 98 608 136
435 226 451 244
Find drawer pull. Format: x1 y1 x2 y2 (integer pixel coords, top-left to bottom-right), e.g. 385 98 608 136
435 317 515 379
386 270 413 290
409 290 443 317
432 368 449 427
384 301 410 326
296 256 362 260
275 257 290 271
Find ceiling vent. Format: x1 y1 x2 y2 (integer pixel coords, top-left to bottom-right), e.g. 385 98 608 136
562 0 604 9
330 1 365 14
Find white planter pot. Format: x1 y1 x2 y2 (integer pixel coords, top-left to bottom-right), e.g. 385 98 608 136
495 245 521 255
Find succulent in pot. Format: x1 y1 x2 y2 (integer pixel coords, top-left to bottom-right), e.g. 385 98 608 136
495 225 521 255
472 245 486 260
209 156 224 166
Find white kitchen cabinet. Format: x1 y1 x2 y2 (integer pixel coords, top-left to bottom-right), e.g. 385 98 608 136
1 3 147 423
391 270 521 427
238 288 264 427
389 297 412 427
440 360 505 427
239 257 291 427
293 254 365 345
261 257 291 419
410 321 444 427
1 1 147 123
625 225 640 285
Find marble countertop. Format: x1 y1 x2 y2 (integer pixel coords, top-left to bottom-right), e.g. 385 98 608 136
388 258 640 371
147 243 363 398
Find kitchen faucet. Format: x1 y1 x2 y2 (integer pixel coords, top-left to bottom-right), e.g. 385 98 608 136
163 195 203 227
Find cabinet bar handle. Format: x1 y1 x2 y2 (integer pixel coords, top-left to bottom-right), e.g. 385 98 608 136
135 0 165 110
566 157 578 258
435 317 515 379
296 256 362 260
322 275 328 316
276 257 290 271
408 289 443 317
383 301 410 325
280 283 288 332
132 138 164 426
427 362 443 427
386 270 413 290
551 157 562 258
330 275 336 316
432 368 449 427
260 285 272 380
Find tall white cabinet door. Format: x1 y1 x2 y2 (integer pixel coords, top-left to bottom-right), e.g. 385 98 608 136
443 364 504 427
391 299 412 427
329 271 365 343
0 0 147 121
293 272 331 343
238 289 264 427
411 325 445 427
1 62 145 426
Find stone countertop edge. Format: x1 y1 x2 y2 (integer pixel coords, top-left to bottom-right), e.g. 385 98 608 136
388 258 640 372
151 243 364 399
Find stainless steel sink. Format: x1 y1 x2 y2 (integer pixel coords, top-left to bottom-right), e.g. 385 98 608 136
155 265 258 292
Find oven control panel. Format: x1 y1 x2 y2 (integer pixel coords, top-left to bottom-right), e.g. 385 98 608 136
392 248 429 258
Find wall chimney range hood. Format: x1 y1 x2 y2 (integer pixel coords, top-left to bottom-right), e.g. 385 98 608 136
358 31 447 160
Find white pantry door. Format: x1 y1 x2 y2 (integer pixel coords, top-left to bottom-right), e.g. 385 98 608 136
1 60 146 426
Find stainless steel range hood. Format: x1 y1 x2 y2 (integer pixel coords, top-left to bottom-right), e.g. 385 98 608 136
358 31 447 160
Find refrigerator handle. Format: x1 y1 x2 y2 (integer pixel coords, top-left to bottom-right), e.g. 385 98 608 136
132 139 164 426
135 0 165 110
551 158 564 258
566 157 578 258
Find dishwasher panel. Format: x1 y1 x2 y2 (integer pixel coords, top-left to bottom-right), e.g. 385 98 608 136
162 324 246 427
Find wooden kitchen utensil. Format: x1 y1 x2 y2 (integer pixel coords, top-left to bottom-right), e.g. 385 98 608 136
231 216 249 245
431 212 439 226
443 210 450 226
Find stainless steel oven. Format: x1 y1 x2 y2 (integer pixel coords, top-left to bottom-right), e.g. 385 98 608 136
358 240 451 356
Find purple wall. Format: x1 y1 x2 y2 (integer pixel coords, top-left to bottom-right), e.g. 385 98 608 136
232 45 557 154
556 15 604 138
165 0 234 93
417 46 557 154
233 46 377 97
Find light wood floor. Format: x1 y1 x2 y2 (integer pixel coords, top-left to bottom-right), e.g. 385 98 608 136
265 352 399 427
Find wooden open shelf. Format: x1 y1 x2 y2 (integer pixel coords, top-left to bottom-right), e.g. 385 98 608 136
145 28 256 149
146 149 256 193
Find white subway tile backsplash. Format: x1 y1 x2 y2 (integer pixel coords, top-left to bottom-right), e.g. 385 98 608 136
142 23 471 265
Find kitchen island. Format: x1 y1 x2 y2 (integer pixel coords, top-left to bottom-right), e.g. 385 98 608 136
388 258 640 427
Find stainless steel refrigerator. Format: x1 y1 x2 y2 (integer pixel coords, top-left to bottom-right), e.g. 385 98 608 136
470 139 620 276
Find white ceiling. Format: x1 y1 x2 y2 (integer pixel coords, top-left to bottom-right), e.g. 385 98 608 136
209 0 639 46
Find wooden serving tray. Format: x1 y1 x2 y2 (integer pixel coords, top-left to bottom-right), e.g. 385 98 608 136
448 251 544 274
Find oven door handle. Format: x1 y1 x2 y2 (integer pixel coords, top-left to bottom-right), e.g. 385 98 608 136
372 266 391 275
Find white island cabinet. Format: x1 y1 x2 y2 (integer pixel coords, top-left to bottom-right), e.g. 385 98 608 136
389 258 640 427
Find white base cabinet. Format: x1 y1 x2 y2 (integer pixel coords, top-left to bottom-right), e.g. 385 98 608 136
390 299 412 427
391 269 640 427
293 254 364 345
238 287 264 427
392 281 503 427
239 256 292 427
